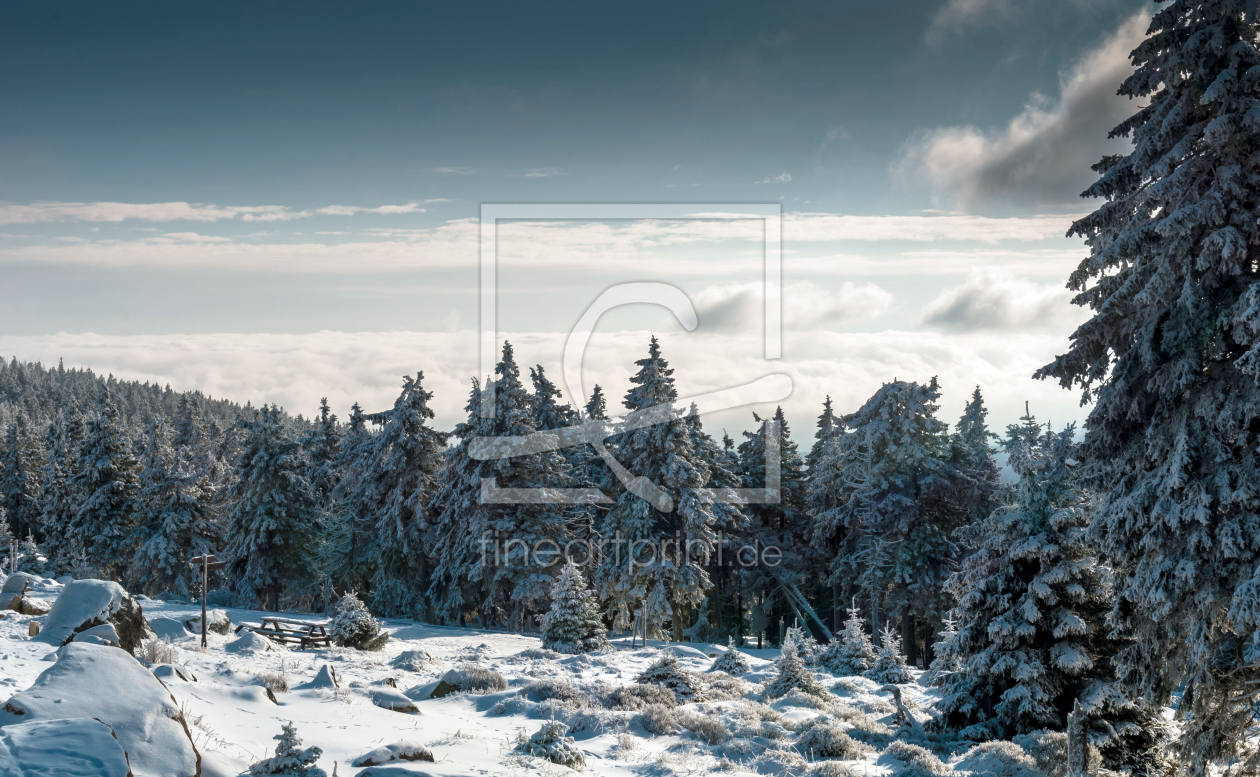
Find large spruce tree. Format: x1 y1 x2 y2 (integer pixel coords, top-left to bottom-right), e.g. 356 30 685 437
68 385 141 579
1035 4 1260 772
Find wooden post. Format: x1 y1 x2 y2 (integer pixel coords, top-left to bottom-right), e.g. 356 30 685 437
188 554 225 649
1067 698 1089 777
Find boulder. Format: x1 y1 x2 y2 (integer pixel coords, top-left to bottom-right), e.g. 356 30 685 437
371 688 419 714
72 623 121 646
224 630 284 654
352 741 434 766
184 609 231 635
151 664 198 683
1 573 30 596
391 649 434 672
3 594 20 612
0 717 134 777
296 664 340 690
19 597 50 616
35 580 155 655
0 642 201 777
148 616 195 642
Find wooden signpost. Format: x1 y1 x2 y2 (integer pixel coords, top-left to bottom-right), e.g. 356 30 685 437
188 554 226 647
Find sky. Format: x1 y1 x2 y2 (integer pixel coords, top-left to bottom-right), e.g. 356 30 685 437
0 0 1151 438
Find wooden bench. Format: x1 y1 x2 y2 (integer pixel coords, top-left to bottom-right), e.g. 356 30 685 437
235 617 332 650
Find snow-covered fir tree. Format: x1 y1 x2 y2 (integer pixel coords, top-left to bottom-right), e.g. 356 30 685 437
224 406 320 610
305 398 342 502
595 337 727 639
763 625 827 699
923 615 960 685
711 635 751 675
1 415 44 540
329 590 388 651
313 403 376 600
426 379 494 624
865 622 912 684
37 410 80 574
933 424 1156 773
0 508 13 568
132 419 219 598
67 385 141 580
249 722 326 777
642 578 672 640
951 387 1000 526
429 343 569 629
806 395 838 473
540 561 609 654
820 598 878 676
807 378 967 664
1033 3 1260 773
16 532 43 575
358 373 447 617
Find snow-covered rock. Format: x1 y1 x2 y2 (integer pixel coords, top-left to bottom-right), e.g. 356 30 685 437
19 597 50 616
0 642 200 777
0 717 133 777
225 630 285 654
184 609 231 636
351 741 434 766
148 616 195 642
371 688 419 714
296 665 340 690
34 579 155 654
72 623 121 646
1 573 30 596
151 663 198 683
390 650 433 672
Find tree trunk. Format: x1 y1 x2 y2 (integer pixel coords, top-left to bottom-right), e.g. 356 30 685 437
833 581 844 633
901 611 917 666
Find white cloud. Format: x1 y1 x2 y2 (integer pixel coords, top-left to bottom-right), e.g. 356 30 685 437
758 172 792 184
0 200 446 224
0 328 1085 442
926 0 1019 46
691 280 892 332
920 268 1088 332
899 11 1148 208
0 212 1080 272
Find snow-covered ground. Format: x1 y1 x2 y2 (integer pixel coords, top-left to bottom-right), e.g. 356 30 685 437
1 574 970 777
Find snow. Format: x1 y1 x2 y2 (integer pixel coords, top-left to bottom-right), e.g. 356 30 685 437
0 642 200 777
0 718 133 777
0 584 989 777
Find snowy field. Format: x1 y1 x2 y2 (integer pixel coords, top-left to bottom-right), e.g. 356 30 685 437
0 573 1031 777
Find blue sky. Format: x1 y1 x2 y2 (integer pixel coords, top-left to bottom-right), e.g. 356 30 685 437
0 0 1150 435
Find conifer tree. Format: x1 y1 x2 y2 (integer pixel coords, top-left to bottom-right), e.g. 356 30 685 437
0 508 13 568
1 415 44 540
16 531 44 575
807 379 966 661
249 722 326 777
427 379 494 624
540 561 609 654
68 385 141 580
806 395 838 473
865 622 912 684
360 373 446 617
305 398 343 502
314 403 376 598
595 337 727 638
1034 7 1260 770
224 406 320 610
711 635 751 675
329 590 388 650
37 410 79 573
643 578 672 640
133 419 219 597
763 626 827 699
933 425 1155 772
820 598 878 676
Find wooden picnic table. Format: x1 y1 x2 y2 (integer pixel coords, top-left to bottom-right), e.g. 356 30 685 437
235 617 332 649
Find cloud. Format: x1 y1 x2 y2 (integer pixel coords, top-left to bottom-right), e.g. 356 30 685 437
920 268 1088 332
926 0 1020 46
758 172 792 184
898 11 1148 208
0 328 1085 443
0 212 1081 272
692 280 892 332
0 200 446 224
